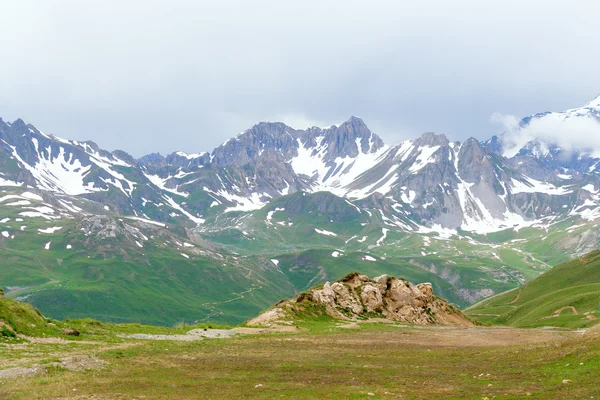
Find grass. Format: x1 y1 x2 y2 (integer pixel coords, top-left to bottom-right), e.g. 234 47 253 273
0 323 599 399
0 297 63 338
1 268 600 399
466 250 600 329
1 185 598 328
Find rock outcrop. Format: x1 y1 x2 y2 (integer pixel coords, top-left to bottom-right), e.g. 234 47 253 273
247 272 473 327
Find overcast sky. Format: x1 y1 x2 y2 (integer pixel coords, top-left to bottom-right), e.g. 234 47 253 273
1 0 600 157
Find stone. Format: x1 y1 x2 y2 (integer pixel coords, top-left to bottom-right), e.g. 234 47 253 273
63 328 80 336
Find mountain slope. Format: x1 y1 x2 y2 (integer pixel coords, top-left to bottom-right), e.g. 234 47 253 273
3 110 600 236
466 250 600 329
1 95 600 325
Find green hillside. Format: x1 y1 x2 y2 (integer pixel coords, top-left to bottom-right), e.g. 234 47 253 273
0 295 64 337
3 185 600 327
466 250 600 329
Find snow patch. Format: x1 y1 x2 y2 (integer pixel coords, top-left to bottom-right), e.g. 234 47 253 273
314 228 337 237
144 173 189 198
38 226 62 234
125 216 166 227
511 177 572 195
409 146 440 173
376 228 389 246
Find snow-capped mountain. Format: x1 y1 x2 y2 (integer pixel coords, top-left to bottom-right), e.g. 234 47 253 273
484 95 600 173
1 97 600 237
3 97 600 324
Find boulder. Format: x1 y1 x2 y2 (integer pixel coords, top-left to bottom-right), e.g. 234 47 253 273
63 328 80 336
361 284 383 312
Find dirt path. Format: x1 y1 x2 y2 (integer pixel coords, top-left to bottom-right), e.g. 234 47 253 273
509 280 531 304
554 306 578 316
118 329 237 341
541 306 579 320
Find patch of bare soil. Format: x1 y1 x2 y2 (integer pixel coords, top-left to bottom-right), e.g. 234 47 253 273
279 326 578 348
232 325 308 334
0 356 105 380
0 366 47 380
118 333 202 341
24 337 98 345
60 355 105 371
118 328 239 341
583 324 600 336
338 322 360 329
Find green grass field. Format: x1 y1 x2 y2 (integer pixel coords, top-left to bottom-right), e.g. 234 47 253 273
1 319 599 399
2 247 600 399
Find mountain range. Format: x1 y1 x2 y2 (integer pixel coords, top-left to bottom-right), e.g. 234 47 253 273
1 96 599 324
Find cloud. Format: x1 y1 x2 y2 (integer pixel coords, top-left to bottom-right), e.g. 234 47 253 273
1 1 600 156
492 111 600 158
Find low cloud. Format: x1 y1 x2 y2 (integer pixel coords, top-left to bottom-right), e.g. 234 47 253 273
491 111 600 158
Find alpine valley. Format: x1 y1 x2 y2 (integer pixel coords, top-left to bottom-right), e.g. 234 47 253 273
1 96 600 325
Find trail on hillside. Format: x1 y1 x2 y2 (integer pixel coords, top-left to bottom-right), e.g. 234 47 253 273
541 306 579 320
509 280 532 305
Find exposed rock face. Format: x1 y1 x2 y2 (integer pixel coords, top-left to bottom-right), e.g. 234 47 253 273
2 105 600 235
248 272 473 327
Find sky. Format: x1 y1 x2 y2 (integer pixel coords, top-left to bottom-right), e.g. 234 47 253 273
1 0 600 157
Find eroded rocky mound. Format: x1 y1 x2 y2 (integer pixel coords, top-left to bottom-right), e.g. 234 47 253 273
248 272 473 327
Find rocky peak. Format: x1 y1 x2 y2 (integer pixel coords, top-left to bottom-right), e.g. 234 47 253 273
457 137 496 183
11 118 27 129
415 132 449 147
458 137 487 160
517 138 552 158
137 152 165 167
211 122 299 167
336 116 370 136
111 150 136 165
80 140 101 153
311 117 385 161
481 135 504 155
